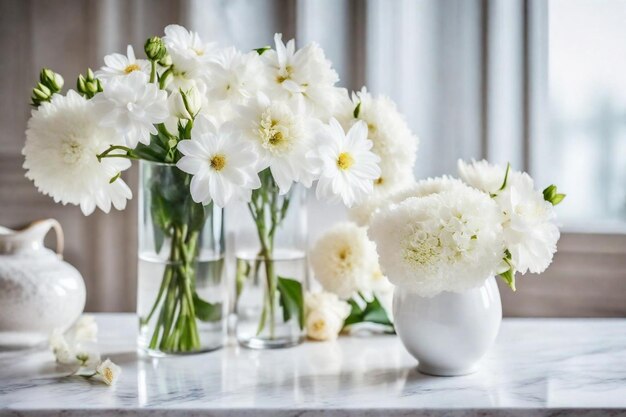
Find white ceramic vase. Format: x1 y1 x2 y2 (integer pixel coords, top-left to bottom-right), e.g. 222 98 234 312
0 219 85 348
393 276 502 376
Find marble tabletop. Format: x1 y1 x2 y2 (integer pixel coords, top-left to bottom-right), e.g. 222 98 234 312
0 315 625 417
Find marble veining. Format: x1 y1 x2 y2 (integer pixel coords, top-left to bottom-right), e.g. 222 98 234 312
0 314 625 416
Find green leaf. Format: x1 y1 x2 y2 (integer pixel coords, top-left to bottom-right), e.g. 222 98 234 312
362 295 393 326
193 292 222 322
353 101 362 118
499 268 516 291
498 163 511 192
277 276 304 329
543 184 566 206
343 298 364 328
254 46 271 55
109 172 121 184
235 258 250 301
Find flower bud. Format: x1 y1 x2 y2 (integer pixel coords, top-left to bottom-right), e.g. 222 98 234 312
76 68 103 98
168 85 203 120
144 36 166 61
39 68 64 92
31 83 54 106
158 53 172 67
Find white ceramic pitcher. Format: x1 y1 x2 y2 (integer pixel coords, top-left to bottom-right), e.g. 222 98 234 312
0 219 85 348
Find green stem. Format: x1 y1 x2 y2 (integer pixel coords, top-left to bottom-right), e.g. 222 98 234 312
149 60 157 84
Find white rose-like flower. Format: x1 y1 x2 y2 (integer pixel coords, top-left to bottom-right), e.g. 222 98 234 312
23 90 132 216
168 83 204 120
163 24 216 90
310 222 380 299
231 93 320 194
95 45 150 84
311 118 381 208
496 172 560 274
91 71 169 148
262 33 343 119
96 358 122 386
305 291 351 341
457 158 507 195
339 87 418 193
176 115 261 207
368 182 505 297
349 176 464 226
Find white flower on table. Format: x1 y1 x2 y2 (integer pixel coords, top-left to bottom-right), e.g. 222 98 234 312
96 358 122 386
95 45 150 83
311 118 381 208
70 315 98 343
368 181 505 297
23 90 132 216
91 71 169 148
310 222 380 299
176 115 261 207
262 33 345 120
305 291 351 341
231 93 320 194
496 172 560 275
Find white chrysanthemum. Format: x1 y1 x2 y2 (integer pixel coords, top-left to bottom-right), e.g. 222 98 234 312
457 158 507 194
310 222 380 299
163 24 216 90
230 93 319 194
95 45 150 83
205 47 266 112
368 182 505 297
262 33 344 119
91 71 169 148
496 172 560 274
311 119 381 207
349 176 464 226
96 358 122 386
305 291 351 341
23 91 132 216
176 115 261 207
338 87 418 193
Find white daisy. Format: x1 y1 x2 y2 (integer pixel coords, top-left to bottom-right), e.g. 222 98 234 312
95 45 151 83
163 24 216 90
90 71 169 148
262 33 344 119
311 118 380 207
206 47 266 106
496 172 560 274
176 115 261 207
310 222 380 299
230 93 320 194
23 90 132 216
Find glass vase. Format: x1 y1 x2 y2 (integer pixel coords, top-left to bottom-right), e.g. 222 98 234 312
137 161 226 356
234 170 307 349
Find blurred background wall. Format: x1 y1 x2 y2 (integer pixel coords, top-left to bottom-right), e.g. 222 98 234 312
1 0 625 315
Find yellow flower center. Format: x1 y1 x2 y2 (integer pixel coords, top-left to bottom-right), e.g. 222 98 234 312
338 247 351 261
124 64 141 74
210 154 226 171
259 112 294 155
103 367 114 384
337 152 354 170
276 65 293 83
61 139 84 164
375 177 384 185
312 319 326 332
193 48 204 56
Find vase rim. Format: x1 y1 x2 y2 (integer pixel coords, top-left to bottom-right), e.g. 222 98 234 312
139 159 176 167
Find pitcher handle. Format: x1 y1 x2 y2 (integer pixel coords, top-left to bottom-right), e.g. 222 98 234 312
33 219 64 258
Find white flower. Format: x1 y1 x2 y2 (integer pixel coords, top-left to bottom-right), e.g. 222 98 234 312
457 158 507 194
49 321 100 368
368 181 505 297
96 359 122 386
95 45 150 83
496 172 560 274
349 176 465 226
262 33 344 119
50 329 75 365
70 315 98 343
91 71 169 148
176 115 261 207
312 118 381 207
206 47 266 109
305 291 351 341
339 88 418 193
310 222 380 299
163 24 215 90
231 93 320 194
23 90 132 215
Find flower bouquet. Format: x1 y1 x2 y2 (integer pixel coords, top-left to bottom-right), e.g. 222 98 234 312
361 160 565 375
23 25 415 352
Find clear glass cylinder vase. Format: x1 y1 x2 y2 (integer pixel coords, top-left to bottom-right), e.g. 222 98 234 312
234 172 307 349
137 161 226 356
